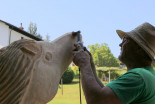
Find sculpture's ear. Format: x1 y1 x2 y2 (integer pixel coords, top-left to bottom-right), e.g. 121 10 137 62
20 43 41 56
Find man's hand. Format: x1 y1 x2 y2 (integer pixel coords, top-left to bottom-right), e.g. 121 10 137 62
73 43 90 67
84 47 94 65
73 44 121 104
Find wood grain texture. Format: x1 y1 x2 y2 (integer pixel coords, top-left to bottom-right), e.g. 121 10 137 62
0 32 78 104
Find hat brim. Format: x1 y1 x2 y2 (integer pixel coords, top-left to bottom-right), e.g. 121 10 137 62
116 30 128 39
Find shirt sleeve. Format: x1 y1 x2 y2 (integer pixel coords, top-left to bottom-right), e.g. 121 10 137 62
106 72 145 104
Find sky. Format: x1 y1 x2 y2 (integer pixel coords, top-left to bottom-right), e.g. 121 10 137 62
0 0 155 58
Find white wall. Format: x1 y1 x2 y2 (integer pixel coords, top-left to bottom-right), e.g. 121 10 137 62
0 21 37 49
0 22 9 47
10 30 33 44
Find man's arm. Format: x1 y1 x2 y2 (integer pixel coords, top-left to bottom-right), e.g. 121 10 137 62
90 61 104 87
73 44 121 104
84 47 104 88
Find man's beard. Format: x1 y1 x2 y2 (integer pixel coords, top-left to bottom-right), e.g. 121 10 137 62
118 52 127 65
118 54 123 63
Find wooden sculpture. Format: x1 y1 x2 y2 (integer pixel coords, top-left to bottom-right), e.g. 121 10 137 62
0 32 78 104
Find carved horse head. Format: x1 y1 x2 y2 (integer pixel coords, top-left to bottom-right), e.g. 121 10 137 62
0 32 79 104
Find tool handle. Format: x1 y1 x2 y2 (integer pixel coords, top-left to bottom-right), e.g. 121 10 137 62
76 31 84 49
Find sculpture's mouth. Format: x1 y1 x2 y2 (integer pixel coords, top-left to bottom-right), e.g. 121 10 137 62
72 31 83 50
72 31 80 37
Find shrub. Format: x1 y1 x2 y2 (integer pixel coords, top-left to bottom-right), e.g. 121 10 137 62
61 67 74 84
72 66 79 75
104 70 122 80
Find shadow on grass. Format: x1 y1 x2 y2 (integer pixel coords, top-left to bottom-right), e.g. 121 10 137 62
60 81 79 85
71 80 79 84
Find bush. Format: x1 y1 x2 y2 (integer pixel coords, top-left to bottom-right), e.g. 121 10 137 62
104 70 122 80
72 66 79 75
61 67 74 84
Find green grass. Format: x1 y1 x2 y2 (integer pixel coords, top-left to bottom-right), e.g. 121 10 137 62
47 76 86 104
47 75 109 104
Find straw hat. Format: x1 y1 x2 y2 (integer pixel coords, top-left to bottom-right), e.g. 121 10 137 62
116 22 155 60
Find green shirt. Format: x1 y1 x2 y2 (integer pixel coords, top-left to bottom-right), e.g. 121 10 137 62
107 66 155 104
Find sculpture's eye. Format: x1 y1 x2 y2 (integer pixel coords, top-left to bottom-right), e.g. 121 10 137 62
45 52 52 61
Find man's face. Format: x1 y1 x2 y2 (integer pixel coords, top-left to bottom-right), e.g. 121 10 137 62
118 36 140 64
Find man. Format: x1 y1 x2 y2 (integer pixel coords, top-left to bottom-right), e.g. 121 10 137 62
73 23 155 104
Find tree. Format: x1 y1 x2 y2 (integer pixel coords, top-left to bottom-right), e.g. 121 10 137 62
36 33 42 39
45 34 50 42
28 22 42 39
88 43 119 67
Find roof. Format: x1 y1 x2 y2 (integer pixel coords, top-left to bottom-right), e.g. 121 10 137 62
0 20 42 41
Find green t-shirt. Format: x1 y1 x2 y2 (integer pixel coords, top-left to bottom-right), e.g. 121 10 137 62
107 66 155 104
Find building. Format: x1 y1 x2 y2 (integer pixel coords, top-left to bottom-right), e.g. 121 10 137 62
0 20 42 48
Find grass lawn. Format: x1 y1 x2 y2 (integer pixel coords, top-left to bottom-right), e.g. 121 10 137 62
47 77 86 104
47 75 109 104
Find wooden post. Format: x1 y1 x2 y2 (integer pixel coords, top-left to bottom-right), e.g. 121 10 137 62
61 78 63 95
109 70 111 83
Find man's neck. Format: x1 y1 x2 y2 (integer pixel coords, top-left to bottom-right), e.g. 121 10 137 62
126 63 151 71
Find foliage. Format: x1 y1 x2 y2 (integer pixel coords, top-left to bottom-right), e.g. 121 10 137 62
36 33 42 39
28 22 37 35
104 70 121 79
96 67 125 70
28 22 42 39
45 34 50 42
97 70 121 80
72 66 78 71
88 43 119 67
96 67 127 80
61 67 75 84
97 70 104 80
71 66 79 75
